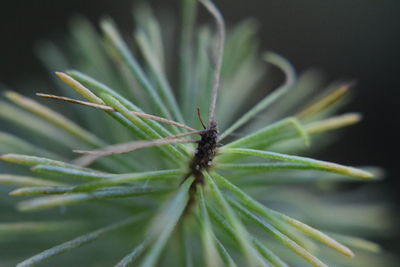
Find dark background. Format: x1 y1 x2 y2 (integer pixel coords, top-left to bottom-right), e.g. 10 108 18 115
0 0 399 210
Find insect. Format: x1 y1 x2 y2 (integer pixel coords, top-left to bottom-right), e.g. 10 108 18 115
37 0 225 191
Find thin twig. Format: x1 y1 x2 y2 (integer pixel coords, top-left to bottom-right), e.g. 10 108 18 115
36 93 196 132
199 0 226 125
72 131 202 166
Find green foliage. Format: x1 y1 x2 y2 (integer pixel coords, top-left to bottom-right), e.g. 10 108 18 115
0 0 396 266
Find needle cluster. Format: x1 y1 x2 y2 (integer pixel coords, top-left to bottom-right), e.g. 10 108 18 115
0 0 395 266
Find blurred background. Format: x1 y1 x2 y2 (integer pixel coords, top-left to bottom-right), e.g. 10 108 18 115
0 0 399 251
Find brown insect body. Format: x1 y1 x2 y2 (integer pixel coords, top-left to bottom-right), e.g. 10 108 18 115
189 121 218 183
183 121 218 214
